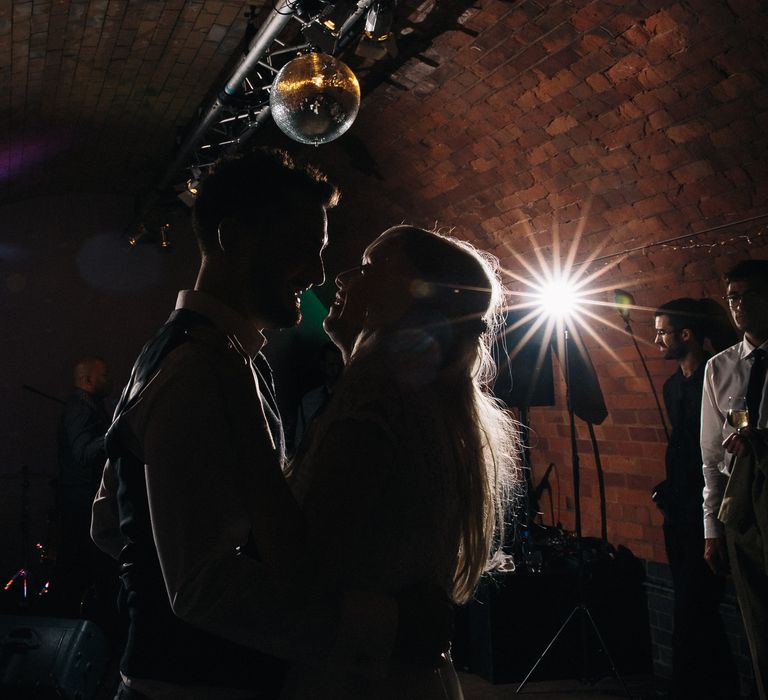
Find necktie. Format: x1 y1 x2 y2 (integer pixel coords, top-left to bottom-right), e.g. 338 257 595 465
746 348 766 427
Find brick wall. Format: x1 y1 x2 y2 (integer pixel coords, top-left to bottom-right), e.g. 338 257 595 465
300 0 768 564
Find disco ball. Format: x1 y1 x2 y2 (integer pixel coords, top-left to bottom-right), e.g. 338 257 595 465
270 53 361 145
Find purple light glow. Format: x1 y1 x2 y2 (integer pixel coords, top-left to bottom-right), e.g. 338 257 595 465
0 132 73 183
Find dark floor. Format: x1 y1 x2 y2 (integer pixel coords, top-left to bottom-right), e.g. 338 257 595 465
90 668 658 700
91 668 660 700
0 590 664 700
460 672 661 699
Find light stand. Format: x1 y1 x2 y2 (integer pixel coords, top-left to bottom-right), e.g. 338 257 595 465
614 289 669 441
3 467 50 603
516 325 631 698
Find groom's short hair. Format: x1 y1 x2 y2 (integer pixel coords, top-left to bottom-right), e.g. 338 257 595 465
192 148 339 255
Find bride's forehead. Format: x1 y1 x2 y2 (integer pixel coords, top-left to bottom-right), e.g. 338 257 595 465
363 232 404 263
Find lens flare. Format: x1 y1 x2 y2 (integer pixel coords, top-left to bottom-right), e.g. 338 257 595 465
494 206 662 374
534 277 583 320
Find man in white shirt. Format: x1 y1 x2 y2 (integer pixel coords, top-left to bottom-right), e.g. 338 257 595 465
700 259 768 699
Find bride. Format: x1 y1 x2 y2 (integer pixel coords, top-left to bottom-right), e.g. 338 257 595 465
286 225 519 699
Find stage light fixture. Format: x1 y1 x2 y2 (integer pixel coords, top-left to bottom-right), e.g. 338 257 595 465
363 0 395 41
186 166 202 196
355 0 398 59
302 0 358 54
128 223 172 250
128 224 150 248
534 276 583 320
159 223 171 249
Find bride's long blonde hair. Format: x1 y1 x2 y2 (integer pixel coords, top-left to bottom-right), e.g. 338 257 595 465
349 226 520 603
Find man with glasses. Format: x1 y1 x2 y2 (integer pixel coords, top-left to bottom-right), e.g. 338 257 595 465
653 299 738 700
701 259 768 699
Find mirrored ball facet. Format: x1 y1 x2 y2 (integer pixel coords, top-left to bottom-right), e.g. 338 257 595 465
270 53 361 145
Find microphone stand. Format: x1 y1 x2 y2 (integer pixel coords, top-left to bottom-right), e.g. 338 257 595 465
622 319 669 442
613 291 669 442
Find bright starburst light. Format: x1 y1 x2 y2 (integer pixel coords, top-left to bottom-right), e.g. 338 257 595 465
495 205 659 374
533 276 584 321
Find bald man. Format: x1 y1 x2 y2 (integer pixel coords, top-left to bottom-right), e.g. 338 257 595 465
55 356 114 617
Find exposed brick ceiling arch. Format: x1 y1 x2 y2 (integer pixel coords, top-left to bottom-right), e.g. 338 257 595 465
2 0 767 273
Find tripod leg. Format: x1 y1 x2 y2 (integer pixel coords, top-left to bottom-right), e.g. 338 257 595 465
516 605 580 694
582 606 633 699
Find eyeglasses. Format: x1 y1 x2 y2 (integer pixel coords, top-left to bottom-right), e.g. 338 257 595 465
654 328 678 337
723 290 762 308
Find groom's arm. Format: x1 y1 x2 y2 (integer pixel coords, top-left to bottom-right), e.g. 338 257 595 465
138 347 399 676
91 459 124 560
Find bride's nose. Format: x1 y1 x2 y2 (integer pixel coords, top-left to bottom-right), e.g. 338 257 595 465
335 266 362 289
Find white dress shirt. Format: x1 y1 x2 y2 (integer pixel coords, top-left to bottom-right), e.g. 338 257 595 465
701 336 768 538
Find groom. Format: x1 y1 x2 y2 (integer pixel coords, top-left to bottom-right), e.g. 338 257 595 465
92 149 448 699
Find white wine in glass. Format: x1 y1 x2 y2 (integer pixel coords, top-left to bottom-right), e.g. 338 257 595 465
727 396 749 430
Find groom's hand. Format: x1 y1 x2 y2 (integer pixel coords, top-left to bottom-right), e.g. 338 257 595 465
393 582 453 667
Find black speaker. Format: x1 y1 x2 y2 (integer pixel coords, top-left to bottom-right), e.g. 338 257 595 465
493 310 555 408
453 548 653 683
0 616 110 699
552 323 608 425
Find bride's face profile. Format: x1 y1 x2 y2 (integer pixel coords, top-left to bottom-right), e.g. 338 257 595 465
355 232 417 330
324 263 367 355
324 230 415 352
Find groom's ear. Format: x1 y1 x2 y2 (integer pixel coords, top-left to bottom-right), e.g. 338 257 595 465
216 216 262 256
215 217 238 254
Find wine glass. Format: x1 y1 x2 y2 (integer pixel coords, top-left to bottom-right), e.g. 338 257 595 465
727 396 749 432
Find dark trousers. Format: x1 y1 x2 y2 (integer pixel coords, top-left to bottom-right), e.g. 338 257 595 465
664 520 739 700
727 524 768 700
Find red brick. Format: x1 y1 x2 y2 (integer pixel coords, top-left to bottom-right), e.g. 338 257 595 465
620 24 651 48
633 193 671 217
665 119 711 144
671 159 716 185
570 1 618 33
711 72 762 102
606 53 646 84
601 122 645 150
544 114 578 136
648 148 690 172
629 132 674 158
646 30 688 65
643 8 680 34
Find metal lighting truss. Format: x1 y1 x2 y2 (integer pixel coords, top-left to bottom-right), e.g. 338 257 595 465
161 0 378 189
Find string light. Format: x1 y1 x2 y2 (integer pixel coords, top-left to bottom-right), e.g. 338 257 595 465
659 225 767 252
569 213 768 270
